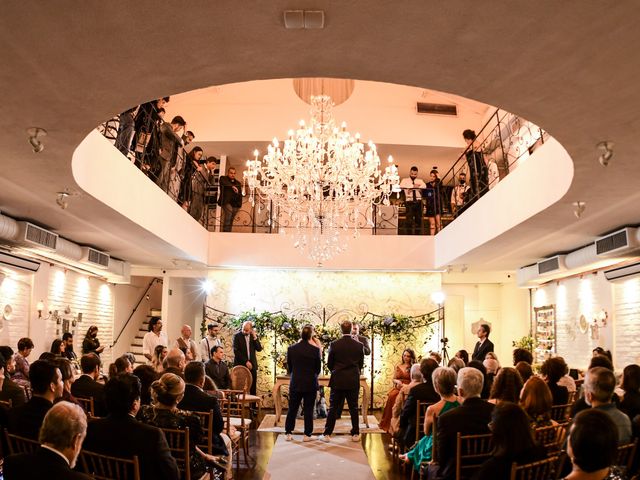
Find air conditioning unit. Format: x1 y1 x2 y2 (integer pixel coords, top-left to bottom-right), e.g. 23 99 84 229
604 262 640 282
416 102 457 116
596 227 639 257
536 255 567 276
0 251 40 273
80 247 110 269
16 221 58 251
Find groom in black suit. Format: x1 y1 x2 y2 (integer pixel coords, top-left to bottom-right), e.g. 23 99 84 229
471 323 494 362
284 325 321 441
321 320 364 442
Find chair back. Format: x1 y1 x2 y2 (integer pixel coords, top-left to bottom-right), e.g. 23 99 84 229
533 424 566 455
161 427 191 480
415 401 432 443
4 429 39 454
615 439 638 473
0 399 11 408
80 450 141 480
430 413 439 463
76 396 96 417
549 403 571 424
220 390 248 432
455 432 492 480
230 366 253 392
509 453 565 480
193 409 214 454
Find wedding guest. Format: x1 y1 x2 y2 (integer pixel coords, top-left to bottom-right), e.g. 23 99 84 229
541 357 570 405
232 321 263 395
425 168 442 235
0 346 16 378
52 357 81 406
472 403 546 480
62 332 78 361
0 352 27 407
389 363 423 436
151 345 168 374
520 376 555 428
429 351 442 365
447 357 465 373
173 324 199 361
462 129 488 199
206 346 231 390
399 358 440 447
379 348 416 432
142 317 168 363
13 337 34 385
162 348 186 378
582 367 631 443
108 355 133 378
50 338 65 356
512 348 533 366
468 360 491 399
351 323 371 355
71 353 107 417
400 367 460 471
619 364 640 422
82 326 105 356
471 323 494 362
455 349 469 366
132 364 158 405
488 367 523 405
399 166 426 235
572 355 618 417
218 167 243 232
515 361 534 383
179 146 204 207
592 347 613 362
200 323 223 362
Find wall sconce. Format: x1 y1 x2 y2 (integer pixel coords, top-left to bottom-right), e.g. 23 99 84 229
27 127 47 153
596 141 614 167
36 300 45 318
573 201 586 219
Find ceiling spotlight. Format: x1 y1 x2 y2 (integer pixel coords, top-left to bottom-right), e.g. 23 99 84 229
573 201 586 219
27 127 47 153
596 141 613 167
56 191 69 210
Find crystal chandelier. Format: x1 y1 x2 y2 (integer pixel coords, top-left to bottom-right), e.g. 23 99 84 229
244 95 400 265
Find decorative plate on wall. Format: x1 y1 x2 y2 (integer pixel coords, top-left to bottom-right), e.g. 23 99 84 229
3 304 12 321
578 314 589 334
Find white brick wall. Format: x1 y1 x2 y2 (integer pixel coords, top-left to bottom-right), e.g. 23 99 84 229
0 274 31 347
613 277 640 368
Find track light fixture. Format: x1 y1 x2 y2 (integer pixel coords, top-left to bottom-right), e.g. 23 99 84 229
573 201 586 219
596 141 613 167
27 127 47 153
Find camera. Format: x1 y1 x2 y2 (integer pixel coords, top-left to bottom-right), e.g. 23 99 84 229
440 337 449 344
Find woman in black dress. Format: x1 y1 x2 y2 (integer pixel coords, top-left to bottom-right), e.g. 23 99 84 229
82 325 105 356
462 129 488 201
425 169 442 235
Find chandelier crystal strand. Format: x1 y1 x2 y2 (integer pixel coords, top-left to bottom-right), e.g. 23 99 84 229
244 94 400 265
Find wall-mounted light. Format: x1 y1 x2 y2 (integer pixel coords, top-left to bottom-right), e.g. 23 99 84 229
56 191 70 210
596 141 614 167
36 300 45 318
27 127 47 153
573 201 586 219
201 279 215 294
431 291 446 305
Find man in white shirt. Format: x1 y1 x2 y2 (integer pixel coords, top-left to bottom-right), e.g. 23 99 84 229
399 166 426 235
200 323 223 362
142 317 168 363
173 325 199 361
450 171 470 217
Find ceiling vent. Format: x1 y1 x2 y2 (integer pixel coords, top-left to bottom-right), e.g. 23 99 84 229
416 102 457 116
537 255 567 275
80 247 110 269
16 222 58 251
596 227 639 257
604 262 640 282
0 251 40 273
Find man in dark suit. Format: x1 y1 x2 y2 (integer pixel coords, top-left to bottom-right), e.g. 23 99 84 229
233 321 263 395
399 357 440 446
206 345 231 389
8 360 63 439
351 323 371 356
321 320 365 442
437 367 495 480
71 353 107 416
471 323 494 362
0 352 27 407
285 325 321 441
83 373 179 480
4 401 91 479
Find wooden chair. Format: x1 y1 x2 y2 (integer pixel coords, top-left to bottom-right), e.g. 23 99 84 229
161 427 191 480
230 365 263 420
80 450 141 480
415 401 432 444
549 403 572 424
4 429 39 454
509 453 565 480
76 396 95 417
193 409 214 455
615 439 638 474
416 413 439 480
455 432 492 480
533 424 566 455
220 390 250 469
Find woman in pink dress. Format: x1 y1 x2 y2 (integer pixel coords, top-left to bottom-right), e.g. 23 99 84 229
379 348 416 432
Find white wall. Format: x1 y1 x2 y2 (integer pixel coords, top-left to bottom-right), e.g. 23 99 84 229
162 276 206 348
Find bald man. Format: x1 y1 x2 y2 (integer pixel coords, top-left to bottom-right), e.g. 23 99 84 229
173 325 199 361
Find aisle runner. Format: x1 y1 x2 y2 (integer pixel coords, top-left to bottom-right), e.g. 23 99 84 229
258 414 384 434
264 435 376 480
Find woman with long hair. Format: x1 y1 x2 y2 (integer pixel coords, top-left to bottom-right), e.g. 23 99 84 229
425 168 442 234
389 363 423 436
520 376 555 428
489 367 523 404
82 325 105 355
51 357 81 406
379 348 416 432
619 364 640 421
109 355 134 378
472 402 546 479
151 345 168 373
50 338 65 356
179 146 204 208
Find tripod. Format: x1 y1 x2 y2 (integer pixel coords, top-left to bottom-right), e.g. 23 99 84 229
440 341 451 366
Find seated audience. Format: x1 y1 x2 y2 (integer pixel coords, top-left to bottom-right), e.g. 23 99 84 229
108 354 133 378
400 367 460 471
619 364 640 426
468 360 491 399
163 348 186 377
132 364 158 405
51 357 80 406
455 349 469 366
0 352 27 407
437 367 495 480
205 345 231 390
389 363 422 436
512 348 534 366
8 360 64 439
483 357 500 376
582 366 631 443
83 374 180 480
429 351 442 365
399 358 440 447
380 348 415 432
488 367 523 404
151 344 168 373
179 361 232 479
562 409 624 480
4 401 91 479
138 373 223 479
70 353 107 416
62 332 78 361
485 351 500 365
12 337 34 386
472 402 546 480
572 355 618 416
557 358 577 395
0 346 16 377
540 357 570 405
447 357 465 372
592 347 613 362
520 376 555 427
50 338 65 356
515 361 534 383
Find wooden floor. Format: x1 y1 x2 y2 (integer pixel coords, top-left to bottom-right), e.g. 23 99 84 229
235 412 408 480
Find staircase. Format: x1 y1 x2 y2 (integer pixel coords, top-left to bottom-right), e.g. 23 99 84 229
129 317 150 366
